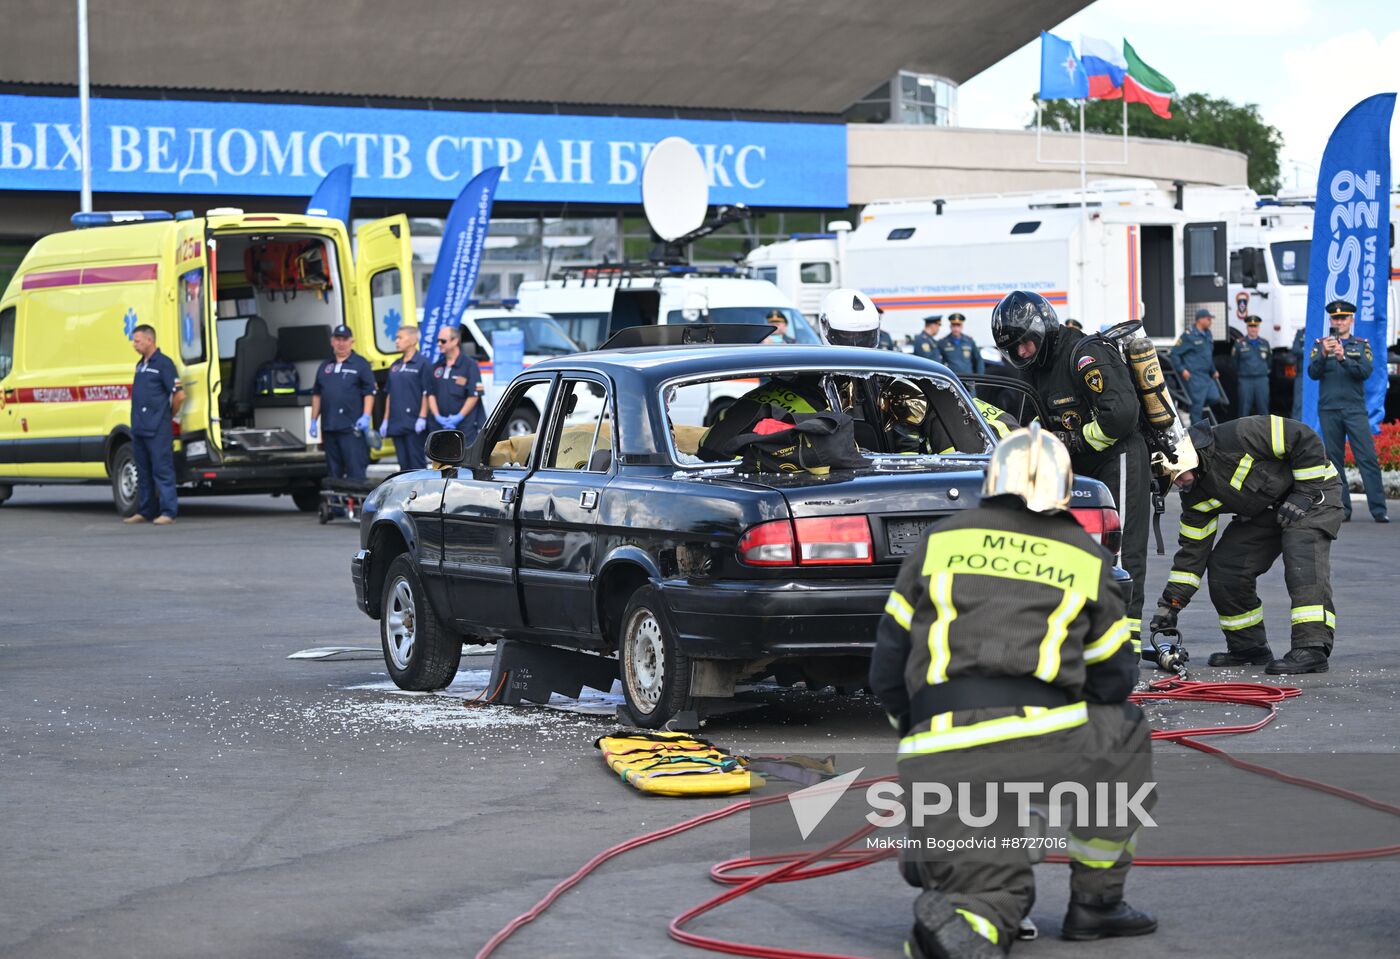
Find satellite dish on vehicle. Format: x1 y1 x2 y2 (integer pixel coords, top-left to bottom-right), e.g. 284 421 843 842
641 137 709 242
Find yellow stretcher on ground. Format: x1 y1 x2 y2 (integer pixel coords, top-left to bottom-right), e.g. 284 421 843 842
595 731 759 797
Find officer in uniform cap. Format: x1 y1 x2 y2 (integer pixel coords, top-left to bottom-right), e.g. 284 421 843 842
428 325 485 444
937 313 986 376
125 324 184 524
1064 317 1084 332
912 315 942 360
1151 415 1343 674
872 425 1155 956
379 322 431 471
1231 316 1272 417
992 291 1152 651
311 324 376 481
1171 308 1221 423
1309 299 1388 522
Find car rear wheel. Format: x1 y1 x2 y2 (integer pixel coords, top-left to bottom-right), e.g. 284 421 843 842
380 553 461 690
291 488 322 512
0 484 11 506
618 585 692 728
110 443 139 516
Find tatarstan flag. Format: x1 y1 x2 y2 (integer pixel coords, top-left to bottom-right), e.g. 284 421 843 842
1123 40 1175 119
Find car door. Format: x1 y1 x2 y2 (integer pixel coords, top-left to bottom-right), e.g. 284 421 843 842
439 374 556 631
959 373 1049 427
517 375 614 634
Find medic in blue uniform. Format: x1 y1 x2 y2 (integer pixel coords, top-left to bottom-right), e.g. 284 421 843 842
125 324 184 524
379 323 430 471
311 324 376 481
428 325 484 444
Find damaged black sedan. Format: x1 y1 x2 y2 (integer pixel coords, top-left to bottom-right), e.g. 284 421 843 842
351 337 1128 727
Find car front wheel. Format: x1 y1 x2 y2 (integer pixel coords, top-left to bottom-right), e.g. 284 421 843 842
380 553 461 690
618 585 692 728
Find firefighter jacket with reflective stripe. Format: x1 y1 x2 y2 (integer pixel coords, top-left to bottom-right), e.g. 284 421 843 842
1163 415 1341 606
1031 328 1141 463
973 397 1020 439
870 501 1138 755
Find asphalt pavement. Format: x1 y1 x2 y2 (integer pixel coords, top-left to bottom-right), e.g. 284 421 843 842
2 484 1398 958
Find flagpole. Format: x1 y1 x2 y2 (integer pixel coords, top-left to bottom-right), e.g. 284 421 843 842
1079 99 1087 320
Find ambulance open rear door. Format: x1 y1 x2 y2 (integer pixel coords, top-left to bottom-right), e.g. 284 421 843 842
355 215 417 348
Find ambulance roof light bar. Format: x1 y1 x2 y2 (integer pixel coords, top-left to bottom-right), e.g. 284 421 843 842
70 210 174 229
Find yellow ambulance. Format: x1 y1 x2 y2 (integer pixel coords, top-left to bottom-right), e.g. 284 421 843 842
0 209 415 514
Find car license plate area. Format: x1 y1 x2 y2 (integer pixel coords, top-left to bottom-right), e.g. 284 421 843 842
885 516 942 558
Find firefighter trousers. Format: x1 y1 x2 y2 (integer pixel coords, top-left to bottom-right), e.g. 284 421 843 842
905 702 1154 948
1206 502 1342 654
1077 436 1151 637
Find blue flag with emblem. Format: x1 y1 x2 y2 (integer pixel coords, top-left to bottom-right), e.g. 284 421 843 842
1301 93 1394 433
1039 32 1089 100
420 166 503 363
305 163 353 224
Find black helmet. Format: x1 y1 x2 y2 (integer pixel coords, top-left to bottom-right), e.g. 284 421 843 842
991 291 1060 369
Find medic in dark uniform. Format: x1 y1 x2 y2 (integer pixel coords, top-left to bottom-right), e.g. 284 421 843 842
991 291 1152 651
310 324 376 481
427 325 484 444
379 323 430 471
125 324 184 525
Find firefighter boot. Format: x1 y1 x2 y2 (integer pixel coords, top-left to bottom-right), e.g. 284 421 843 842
1206 646 1274 667
1266 647 1329 675
1060 898 1158 941
907 889 1004 959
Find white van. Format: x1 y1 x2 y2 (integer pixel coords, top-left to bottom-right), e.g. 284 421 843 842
516 270 818 425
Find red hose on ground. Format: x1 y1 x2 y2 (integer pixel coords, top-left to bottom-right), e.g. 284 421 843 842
475 678 1400 959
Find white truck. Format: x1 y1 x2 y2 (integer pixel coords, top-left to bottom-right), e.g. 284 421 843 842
748 180 1400 406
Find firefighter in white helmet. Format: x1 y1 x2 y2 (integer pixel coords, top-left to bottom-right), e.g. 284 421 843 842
817 287 882 349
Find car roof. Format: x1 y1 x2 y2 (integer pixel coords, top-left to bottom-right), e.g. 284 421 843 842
526 343 955 381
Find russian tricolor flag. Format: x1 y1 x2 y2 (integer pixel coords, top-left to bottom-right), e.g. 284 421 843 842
1080 35 1127 100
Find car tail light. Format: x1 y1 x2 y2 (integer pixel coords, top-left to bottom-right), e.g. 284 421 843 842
738 519 795 566
794 516 873 565
1071 506 1122 556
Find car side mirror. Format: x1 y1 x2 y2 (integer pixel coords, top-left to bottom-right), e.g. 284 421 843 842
425 429 466 466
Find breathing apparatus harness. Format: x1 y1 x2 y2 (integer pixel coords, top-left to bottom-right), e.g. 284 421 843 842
1098 320 1198 555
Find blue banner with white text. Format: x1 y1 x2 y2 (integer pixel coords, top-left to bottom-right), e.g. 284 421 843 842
1302 93 1395 433
305 163 353 222
0 94 845 208
420 168 502 363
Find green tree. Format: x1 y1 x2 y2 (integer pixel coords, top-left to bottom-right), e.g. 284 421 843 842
1033 93 1283 194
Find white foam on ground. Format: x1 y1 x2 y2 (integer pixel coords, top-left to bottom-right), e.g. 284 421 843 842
342 669 626 716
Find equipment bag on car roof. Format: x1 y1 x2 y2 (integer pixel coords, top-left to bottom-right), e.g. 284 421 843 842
699 399 866 475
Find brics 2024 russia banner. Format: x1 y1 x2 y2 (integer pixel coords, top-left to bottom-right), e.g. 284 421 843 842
1302 93 1395 433
0 94 847 208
